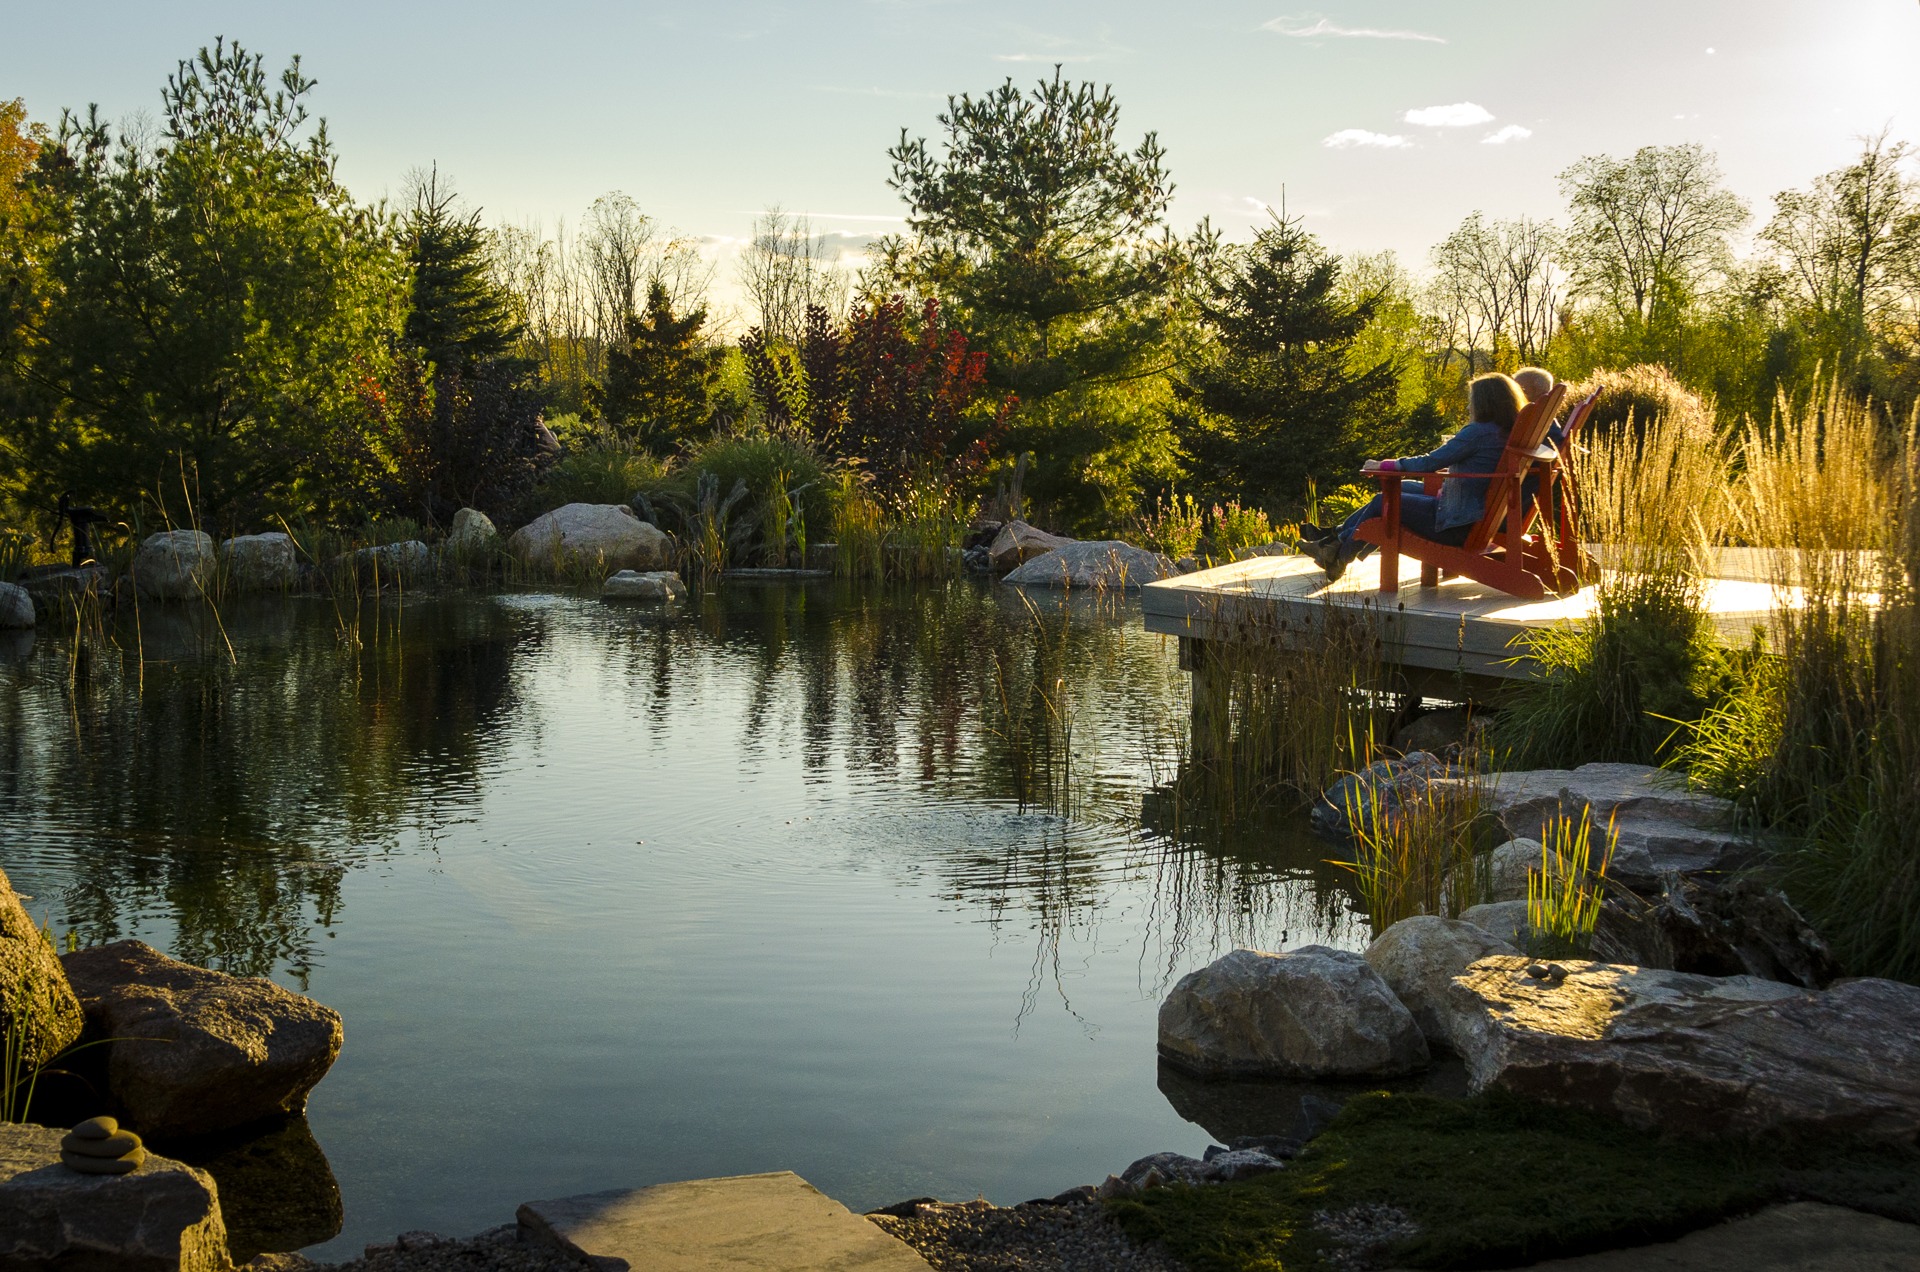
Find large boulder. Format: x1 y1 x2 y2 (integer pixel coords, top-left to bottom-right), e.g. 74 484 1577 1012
0 1122 229 1272
0 581 32 629
510 503 671 574
1458 900 1532 950
0 867 83 1070
61 940 343 1138
1364 916 1517 1050
1593 875 1841 988
1159 946 1429 1079
350 539 431 581
221 533 299 592
135 530 216 601
1442 763 1748 886
446 508 500 558
1447 956 1920 1143
603 570 686 602
1001 540 1176 591
987 520 1072 571
1478 839 1541 903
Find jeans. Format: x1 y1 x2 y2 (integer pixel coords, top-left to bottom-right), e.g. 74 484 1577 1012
1337 481 1472 562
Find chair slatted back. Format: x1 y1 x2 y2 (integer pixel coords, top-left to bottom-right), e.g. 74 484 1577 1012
1460 382 1567 554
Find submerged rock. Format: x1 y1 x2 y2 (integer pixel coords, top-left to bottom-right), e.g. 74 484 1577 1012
1158 946 1429 1079
1364 916 1517 1052
61 940 343 1138
1001 540 1176 591
987 520 1072 571
135 529 216 601
1447 956 1920 1143
0 580 33 629
0 1121 229 1272
221 533 299 592
603 570 687 602
511 503 671 574
0 865 83 1070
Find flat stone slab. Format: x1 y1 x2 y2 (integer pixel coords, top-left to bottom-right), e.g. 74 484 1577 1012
1459 1201 1920 1270
518 1171 931 1272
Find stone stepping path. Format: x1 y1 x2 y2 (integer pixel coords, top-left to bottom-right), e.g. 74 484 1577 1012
517 1170 931 1272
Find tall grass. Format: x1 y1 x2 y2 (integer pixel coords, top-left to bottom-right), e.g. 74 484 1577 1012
1692 386 1920 980
827 471 966 582
1526 809 1617 959
1339 764 1488 938
1178 597 1391 825
1135 493 1204 559
1501 405 1733 766
2 921 73 1123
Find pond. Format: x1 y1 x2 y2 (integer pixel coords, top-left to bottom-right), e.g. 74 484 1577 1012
0 580 1365 1260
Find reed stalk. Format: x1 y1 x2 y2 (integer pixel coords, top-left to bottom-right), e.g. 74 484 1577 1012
1526 809 1617 959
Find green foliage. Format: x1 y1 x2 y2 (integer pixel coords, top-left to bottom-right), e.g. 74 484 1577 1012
14 40 407 525
1109 1090 1920 1272
1175 214 1415 508
402 168 526 380
537 447 668 509
880 69 1194 528
1133 492 1203 558
589 281 723 452
1339 766 1487 937
652 433 834 553
1205 501 1276 556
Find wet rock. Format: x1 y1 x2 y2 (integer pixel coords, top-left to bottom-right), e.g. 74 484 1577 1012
1159 946 1429 1079
447 508 500 557
1311 752 1452 841
20 565 108 620
0 865 83 1070
0 580 32 629
222 533 299 592
135 529 216 601
602 569 686 602
987 519 1072 571
1001 540 1175 590
510 502 672 574
1364 915 1518 1051
1459 900 1532 950
0 1121 229 1272
1118 1151 1210 1189
1201 1148 1288 1181
61 940 343 1138
1447 956 1920 1142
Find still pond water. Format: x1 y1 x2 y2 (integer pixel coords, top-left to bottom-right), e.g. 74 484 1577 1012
0 581 1364 1260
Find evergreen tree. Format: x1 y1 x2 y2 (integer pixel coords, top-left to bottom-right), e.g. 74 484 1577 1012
1175 215 1414 508
589 282 722 452
401 168 526 380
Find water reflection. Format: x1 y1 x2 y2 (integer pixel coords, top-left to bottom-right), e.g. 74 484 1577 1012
172 1117 344 1262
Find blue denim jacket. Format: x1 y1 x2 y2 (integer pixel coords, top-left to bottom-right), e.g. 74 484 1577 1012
1394 421 1510 532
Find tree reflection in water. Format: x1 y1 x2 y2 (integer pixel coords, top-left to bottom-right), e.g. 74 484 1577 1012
0 580 1359 997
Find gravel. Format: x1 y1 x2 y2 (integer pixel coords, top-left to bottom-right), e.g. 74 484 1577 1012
252 1226 587 1272
870 1198 1189 1272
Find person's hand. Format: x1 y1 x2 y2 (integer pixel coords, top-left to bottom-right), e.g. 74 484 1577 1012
1362 459 1382 472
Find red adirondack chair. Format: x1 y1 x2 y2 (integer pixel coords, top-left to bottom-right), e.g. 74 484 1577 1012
1350 382 1588 600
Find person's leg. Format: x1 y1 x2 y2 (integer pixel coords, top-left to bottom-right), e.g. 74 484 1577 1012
1333 482 1425 563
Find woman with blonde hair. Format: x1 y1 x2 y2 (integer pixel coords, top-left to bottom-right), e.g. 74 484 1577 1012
1302 372 1530 581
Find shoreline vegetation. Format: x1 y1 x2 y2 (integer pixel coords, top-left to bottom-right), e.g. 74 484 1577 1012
4 32 1920 1272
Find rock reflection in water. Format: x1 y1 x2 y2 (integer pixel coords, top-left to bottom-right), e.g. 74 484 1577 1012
167 1115 343 1263
1157 1059 1472 1147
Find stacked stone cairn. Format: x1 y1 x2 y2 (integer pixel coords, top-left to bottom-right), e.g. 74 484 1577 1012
60 1115 144 1175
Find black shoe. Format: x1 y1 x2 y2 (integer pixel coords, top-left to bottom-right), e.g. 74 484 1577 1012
1298 522 1336 543
1303 536 1348 582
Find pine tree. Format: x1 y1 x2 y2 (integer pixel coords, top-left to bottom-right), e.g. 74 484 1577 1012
1175 214 1414 508
590 282 722 452
401 169 524 380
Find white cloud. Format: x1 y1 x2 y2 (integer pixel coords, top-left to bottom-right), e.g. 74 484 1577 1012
1481 124 1533 145
1322 128 1412 149
1403 102 1494 127
1265 16 1445 43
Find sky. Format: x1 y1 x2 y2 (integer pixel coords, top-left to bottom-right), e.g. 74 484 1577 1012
6 1 1919 321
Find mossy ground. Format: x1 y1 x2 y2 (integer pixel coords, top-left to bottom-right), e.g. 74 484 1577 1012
1107 1091 1920 1271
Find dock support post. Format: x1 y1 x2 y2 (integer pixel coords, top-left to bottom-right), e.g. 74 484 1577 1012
1183 637 1230 766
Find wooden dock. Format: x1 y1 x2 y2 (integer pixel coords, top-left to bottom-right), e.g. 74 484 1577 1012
1142 552 1780 691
